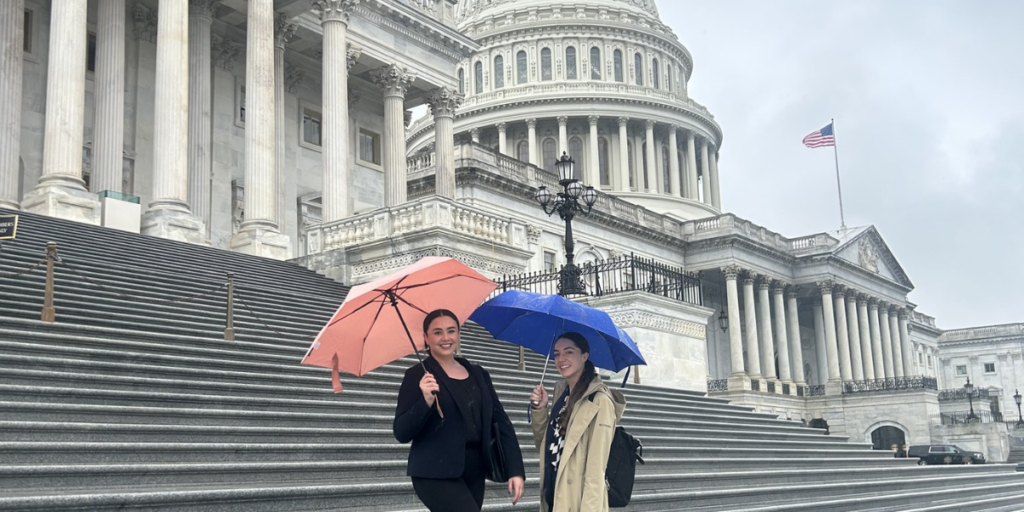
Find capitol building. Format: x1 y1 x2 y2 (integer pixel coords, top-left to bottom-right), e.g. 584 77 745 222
1 0 1020 461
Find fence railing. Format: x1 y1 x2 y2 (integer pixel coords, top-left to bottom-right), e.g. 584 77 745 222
807 385 826 396
495 253 702 305
937 388 991 402
707 379 728 392
940 411 1003 425
843 376 938 394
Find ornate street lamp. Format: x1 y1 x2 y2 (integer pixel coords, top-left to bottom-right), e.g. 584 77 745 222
718 308 729 332
535 152 598 296
1014 389 1022 427
964 376 979 421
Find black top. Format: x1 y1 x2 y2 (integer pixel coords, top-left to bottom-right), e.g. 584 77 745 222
544 387 570 508
393 356 526 480
445 375 482 445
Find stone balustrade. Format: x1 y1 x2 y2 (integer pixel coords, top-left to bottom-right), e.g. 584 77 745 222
940 323 1024 342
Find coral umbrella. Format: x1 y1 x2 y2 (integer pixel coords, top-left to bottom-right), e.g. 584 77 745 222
302 256 497 394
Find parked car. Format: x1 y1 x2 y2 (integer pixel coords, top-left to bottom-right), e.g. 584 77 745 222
907 444 986 465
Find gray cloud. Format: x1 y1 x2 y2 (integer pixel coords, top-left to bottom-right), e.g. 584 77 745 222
661 0 1024 327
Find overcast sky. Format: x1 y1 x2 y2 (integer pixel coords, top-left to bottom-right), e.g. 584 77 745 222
659 0 1023 329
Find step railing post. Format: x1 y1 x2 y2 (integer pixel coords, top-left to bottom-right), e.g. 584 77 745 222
518 346 525 371
224 272 235 340
633 364 640 385
41 242 56 322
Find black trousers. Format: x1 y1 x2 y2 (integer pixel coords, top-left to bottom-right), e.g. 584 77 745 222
411 444 486 512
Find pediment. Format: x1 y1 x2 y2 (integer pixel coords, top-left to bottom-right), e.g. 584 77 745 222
832 227 913 288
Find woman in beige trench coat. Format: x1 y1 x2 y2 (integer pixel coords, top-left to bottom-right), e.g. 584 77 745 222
530 333 626 512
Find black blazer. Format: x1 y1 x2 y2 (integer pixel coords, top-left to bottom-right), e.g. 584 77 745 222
393 356 525 480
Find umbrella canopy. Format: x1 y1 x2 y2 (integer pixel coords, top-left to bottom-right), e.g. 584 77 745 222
302 256 498 391
469 290 645 372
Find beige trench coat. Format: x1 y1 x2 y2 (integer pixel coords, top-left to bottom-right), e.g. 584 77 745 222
530 375 626 512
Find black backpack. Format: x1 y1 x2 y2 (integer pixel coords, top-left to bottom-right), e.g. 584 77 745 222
589 392 644 507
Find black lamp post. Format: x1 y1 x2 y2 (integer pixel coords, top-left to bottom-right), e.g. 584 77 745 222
964 376 979 421
535 152 598 296
718 308 728 332
1014 389 1022 427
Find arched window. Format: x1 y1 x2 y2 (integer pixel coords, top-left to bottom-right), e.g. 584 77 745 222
517 50 528 84
565 46 577 79
652 58 660 89
613 50 623 82
661 146 670 192
457 68 465 94
542 138 557 173
517 140 530 163
627 141 635 188
541 48 553 81
493 55 504 89
634 53 643 86
569 136 584 179
598 137 610 186
474 61 483 94
641 141 649 189
590 47 601 79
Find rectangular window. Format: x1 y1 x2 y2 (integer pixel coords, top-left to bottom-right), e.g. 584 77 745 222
238 86 246 124
918 353 924 365
23 10 32 53
302 108 322 147
86 33 97 73
984 362 996 374
927 355 933 368
955 365 967 376
359 129 381 166
543 251 555 272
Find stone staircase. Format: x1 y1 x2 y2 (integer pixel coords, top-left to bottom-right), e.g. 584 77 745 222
2 208 1024 511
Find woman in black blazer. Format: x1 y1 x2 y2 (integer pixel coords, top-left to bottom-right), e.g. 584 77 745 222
393 309 525 512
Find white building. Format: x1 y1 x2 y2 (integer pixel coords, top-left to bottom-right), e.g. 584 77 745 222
0 0 1018 460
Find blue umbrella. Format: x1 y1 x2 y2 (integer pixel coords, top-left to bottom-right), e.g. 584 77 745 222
469 290 646 381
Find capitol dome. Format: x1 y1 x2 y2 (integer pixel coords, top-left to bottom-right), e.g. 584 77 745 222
408 0 724 220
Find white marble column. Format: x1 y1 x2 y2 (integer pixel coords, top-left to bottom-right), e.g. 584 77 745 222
496 122 507 155
899 311 914 376
868 299 885 378
742 274 762 379
0 0 24 209
879 302 895 379
588 115 600 187
274 15 296 231
617 117 629 191
667 127 680 197
187 0 217 236
757 278 777 385
685 132 699 200
557 116 568 156
314 0 357 222
375 64 415 207
469 128 480 144
888 305 905 378
818 281 841 384
772 283 792 386
229 0 289 259
857 295 875 380
428 86 460 199
140 0 205 240
91 0 126 195
643 120 656 192
813 302 829 384
786 289 805 385
710 150 722 209
846 293 864 381
526 118 537 166
833 287 853 382
700 139 712 205
723 266 744 378
22 0 100 223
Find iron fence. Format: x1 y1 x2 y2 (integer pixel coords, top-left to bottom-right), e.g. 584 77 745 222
807 385 826 396
842 376 938 394
940 411 1003 425
767 381 777 393
751 379 761 392
707 379 728 392
937 388 991 402
495 253 702 305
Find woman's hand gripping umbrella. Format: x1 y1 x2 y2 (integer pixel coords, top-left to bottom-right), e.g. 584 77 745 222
301 257 498 416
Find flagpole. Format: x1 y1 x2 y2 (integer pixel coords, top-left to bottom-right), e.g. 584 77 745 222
831 118 847 230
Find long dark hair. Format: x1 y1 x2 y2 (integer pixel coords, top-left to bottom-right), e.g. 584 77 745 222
422 309 460 354
555 332 597 437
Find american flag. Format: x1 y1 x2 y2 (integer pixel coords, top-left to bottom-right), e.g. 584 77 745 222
802 123 835 148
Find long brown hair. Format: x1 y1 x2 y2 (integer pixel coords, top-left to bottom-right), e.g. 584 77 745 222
555 332 597 438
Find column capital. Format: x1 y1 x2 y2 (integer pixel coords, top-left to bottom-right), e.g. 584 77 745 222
742 272 757 286
868 297 879 309
313 0 359 25
211 35 240 71
557 116 568 126
771 280 786 295
427 86 463 118
832 284 846 299
469 127 480 138
617 116 629 127
588 115 600 125
347 44 362 71
898 308 909 319
373 63 416 98
189 0 219 19
817 280 834 295
133 4 159 42
786 287 799 300
721 265 742 281
757 276 772 291
526 118 537 128
495 122 507 132
644 119 656 130
856 293 869 305
274 13 297 49
686 131 696 142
